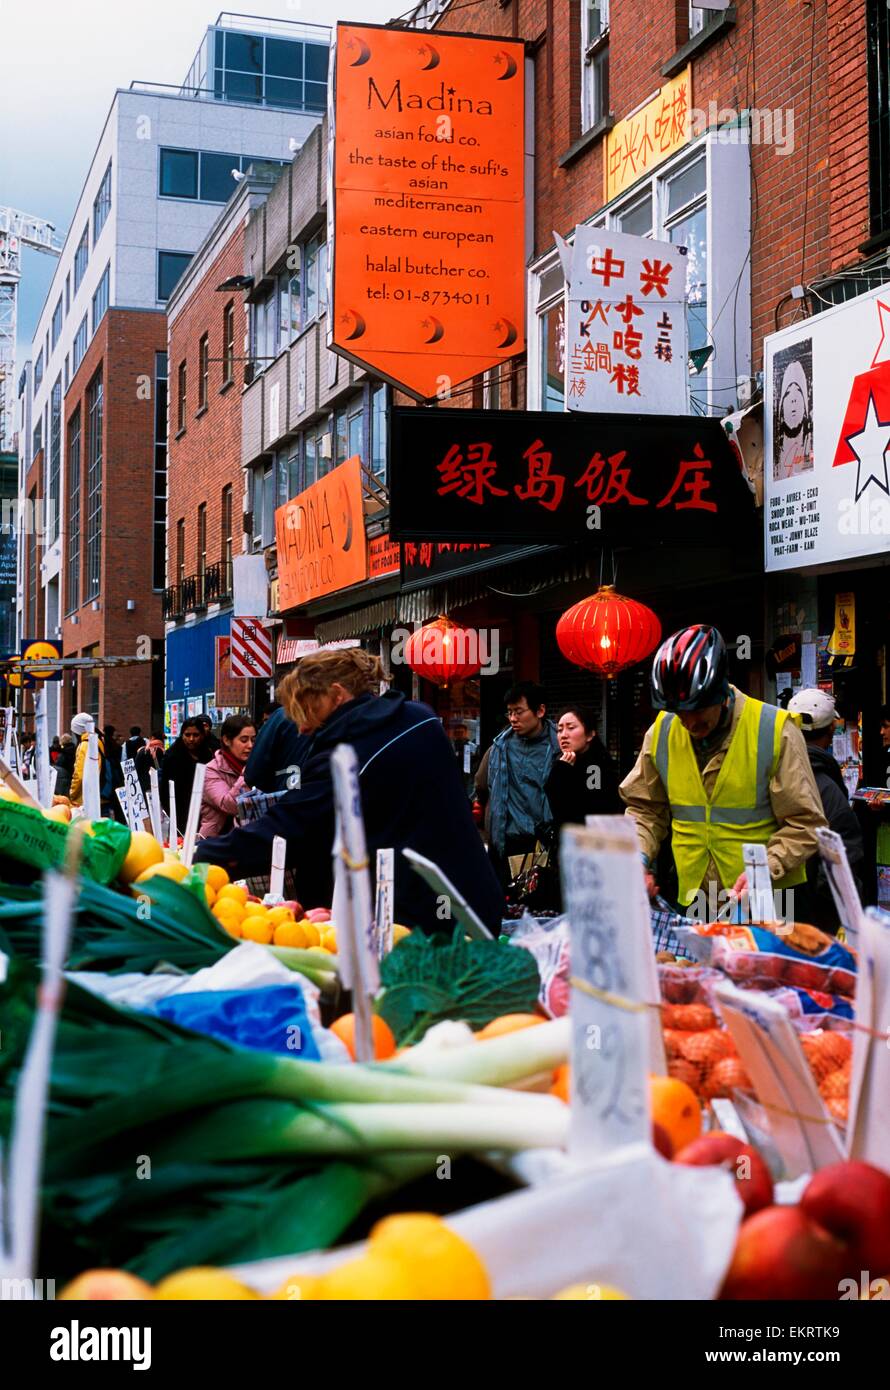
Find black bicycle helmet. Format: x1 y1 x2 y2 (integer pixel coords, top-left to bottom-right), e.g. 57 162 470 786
651 625 728 711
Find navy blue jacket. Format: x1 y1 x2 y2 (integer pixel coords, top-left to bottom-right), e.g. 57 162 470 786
195 691 504 934
244 708 310 792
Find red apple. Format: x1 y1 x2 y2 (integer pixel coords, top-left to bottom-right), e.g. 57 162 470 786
801 1161 890 1276
719 1205 848 1300
282 900 304 918
652 1123 673 1160
674 1132 773 1217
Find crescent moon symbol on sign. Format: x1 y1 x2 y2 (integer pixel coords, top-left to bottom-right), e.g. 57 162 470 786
340 309 366 340
495 50 518 79
494 318 518 347
418 43 440 70
339 481 354 552
347 36 372 66
421 316 445 343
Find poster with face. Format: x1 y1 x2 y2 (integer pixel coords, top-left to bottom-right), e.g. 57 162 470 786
772 340 814 482
764 282 890 572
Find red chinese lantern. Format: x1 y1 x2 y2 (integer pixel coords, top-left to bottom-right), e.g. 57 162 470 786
403 614 483 688
556 584 662 679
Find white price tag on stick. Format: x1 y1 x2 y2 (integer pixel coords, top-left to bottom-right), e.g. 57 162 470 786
147 768 164 844
168 782 178 850
269 835 287 901
743 842 777 926
180 761 206 868
374 847 394 959
330 744 379 1062
714 980 844 1177
121 758 149 828
847 908 890 1168
116 785 141 833
82 730 101 822
562 818 662 1162
816 826 865 950
34 690 52 810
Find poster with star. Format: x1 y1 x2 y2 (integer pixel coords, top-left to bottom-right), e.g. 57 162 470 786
557 226 689 416
764 281 890 572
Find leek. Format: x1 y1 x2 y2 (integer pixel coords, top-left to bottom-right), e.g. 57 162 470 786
389 1017 570 1087
153 1097 569 1163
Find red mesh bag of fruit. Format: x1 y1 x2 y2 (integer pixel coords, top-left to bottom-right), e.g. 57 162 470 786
797 1026 853 1129
660 998 755 1102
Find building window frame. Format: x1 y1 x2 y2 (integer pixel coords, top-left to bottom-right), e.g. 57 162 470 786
176 517 186 588
196 501 207 585
198 333 209 411
51 296 63 352
48 376 62 544
66 406 82 615
153 352 168 591
581 0 611 134
177 359 187 434
222 301 235 384
91 263 110 335
221 483 233 590
93 160 112 243
72 314 88 375
157 250 192 303
74 225 89 293
85 369 103 602
158 146 287 203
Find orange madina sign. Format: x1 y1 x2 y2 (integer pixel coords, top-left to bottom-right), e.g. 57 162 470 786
329 22 526 400
275 455 368 610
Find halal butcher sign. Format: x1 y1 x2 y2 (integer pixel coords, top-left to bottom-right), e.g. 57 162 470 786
328 23 525 400
765 281 890 571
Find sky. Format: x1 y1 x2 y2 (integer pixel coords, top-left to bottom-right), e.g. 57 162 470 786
0 0 401 371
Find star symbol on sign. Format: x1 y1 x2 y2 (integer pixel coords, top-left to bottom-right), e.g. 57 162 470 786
844 389 890 501
447 86 456 95
872 300 890 368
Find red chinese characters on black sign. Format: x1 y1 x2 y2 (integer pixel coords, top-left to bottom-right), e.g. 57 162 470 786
389 408 754 545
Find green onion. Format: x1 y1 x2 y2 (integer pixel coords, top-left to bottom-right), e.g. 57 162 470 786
152 1096 569 1163
388 1017 570 1087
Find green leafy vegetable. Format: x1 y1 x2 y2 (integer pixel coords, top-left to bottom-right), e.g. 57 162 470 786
377 928 541 1046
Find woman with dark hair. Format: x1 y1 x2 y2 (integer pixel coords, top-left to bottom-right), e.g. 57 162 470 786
545 704 622 831
198 715 256 839
159 717 213 827
195 648 503 934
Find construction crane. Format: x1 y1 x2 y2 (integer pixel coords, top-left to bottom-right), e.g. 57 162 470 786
0 207 65 452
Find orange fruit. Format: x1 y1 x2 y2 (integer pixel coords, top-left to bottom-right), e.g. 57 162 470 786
661 1003 717 1032
204 883 217 907
330 1013 396 1061
134 859 189 885
273 920 309 948
216 883 248 906
475 1013 545 1042
320 927 338 953
300 921 321 947
649 1074 702 1152
221 920 243 939
701 1056 753 1100
550 1062 570 1104
118 830 165 884
678 1029 735 1065
268 906 295 926
204 864 230 893
242 916 274 945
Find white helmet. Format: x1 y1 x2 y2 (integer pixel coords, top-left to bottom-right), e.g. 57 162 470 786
787 687 836 731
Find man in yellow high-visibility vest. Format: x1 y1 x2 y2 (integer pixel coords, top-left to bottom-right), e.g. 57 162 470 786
620 625 826 919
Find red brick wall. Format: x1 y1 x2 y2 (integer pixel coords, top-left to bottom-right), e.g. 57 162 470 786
439 0 865 377
167 225 245 606
62 308 166 730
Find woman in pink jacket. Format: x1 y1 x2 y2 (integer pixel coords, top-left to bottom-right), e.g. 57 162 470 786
198 715 257 840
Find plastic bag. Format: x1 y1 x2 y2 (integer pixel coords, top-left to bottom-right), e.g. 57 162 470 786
150 982 321 1059
0 801 130 884
678 921 857 997
508 912 570 1018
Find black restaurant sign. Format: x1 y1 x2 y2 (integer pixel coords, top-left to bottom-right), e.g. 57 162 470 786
400 540 557 591
389 407 755 543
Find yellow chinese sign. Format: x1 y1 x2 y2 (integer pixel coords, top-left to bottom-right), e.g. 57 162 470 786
604 68 692 204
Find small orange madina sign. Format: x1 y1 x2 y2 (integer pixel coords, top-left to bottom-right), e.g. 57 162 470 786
329 22 526 400
275 455 368 610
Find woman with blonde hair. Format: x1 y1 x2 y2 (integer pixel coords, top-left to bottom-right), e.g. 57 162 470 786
195 647 502 933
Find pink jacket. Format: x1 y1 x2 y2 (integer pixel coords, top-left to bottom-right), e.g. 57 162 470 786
198 749 246 839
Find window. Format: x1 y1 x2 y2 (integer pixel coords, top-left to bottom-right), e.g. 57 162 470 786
221 484 233 589
64 354 70 391
48 376 61 543
335 397 364 467
85 370 103 600
197 502 207 581
34 349 44 391
279 269 301 351
153 353 167 590
74 225 89 292
176 518 185 587
689 3 707 37
664 157 708 358
159 147 287 203
252 461 276 547
617 192 653 237
177 359 187 433
82 644 100 720
213 32 328 112
869 0 890 237
51 297 63 351
93 161 112 242
542 301 565 411
67 407 81 613
304 414 333 486
27 491 37 633
581 0 610 132
31 417 42 458
303 232 328 321
157 251 192 302
371 384 387 478
222 301 235 383
198 334 209 410
91 263 110 334
72 315 88 374
251 284 280 369
65 272 71 316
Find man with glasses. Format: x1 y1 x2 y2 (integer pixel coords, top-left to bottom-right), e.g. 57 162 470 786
475 681 560 888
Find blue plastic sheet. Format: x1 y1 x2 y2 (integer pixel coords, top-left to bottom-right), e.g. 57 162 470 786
150 984 321 1060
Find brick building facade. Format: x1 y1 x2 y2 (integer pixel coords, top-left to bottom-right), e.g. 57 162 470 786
60 308 167 732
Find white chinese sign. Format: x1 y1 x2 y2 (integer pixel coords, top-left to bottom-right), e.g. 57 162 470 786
764 280 890 571
558 227 689 415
